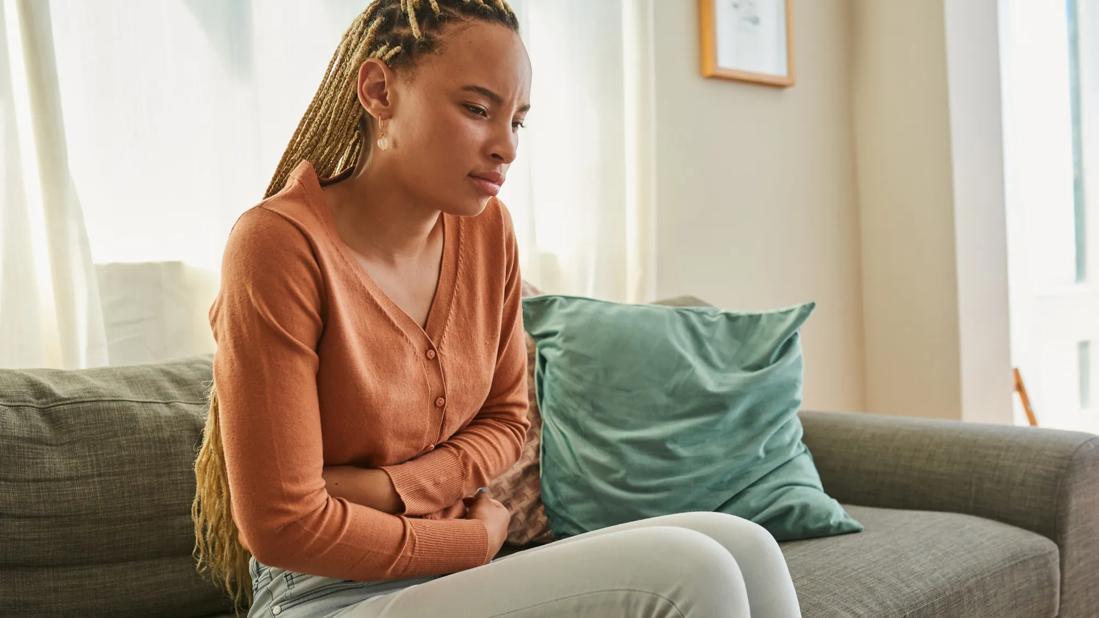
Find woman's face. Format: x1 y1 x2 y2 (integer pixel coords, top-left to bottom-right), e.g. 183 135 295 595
380 21 532 217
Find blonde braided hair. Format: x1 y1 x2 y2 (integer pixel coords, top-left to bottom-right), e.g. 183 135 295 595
191 1 518 616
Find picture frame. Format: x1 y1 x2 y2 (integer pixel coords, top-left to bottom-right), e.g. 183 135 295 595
699 0 796 87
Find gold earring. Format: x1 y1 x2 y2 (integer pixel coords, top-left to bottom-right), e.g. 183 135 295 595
376 120 392 151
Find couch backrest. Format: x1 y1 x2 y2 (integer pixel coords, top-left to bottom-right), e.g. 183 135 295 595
0 354 235 617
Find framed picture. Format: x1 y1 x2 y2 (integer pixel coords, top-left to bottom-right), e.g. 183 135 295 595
699 0 796 87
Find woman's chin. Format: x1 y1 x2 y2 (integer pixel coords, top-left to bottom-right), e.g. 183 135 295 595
448 194 494 217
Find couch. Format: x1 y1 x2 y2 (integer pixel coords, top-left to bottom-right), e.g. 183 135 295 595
2 354 1096 617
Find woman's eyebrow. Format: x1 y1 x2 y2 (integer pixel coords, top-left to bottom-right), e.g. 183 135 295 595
460 84 531 112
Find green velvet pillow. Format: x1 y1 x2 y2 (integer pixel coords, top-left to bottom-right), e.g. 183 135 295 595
522 295 863 542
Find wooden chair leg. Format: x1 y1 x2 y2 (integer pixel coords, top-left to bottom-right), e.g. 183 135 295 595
1014 367 1039 427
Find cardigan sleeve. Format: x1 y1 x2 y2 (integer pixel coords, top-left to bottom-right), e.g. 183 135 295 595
379 200 531 516
210 205 492 580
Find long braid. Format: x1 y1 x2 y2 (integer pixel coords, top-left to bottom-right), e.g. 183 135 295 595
192 2 518 616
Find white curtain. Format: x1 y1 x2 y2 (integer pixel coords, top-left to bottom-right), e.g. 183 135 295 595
506 0 657 302
0 0 656 369
1 0 108 369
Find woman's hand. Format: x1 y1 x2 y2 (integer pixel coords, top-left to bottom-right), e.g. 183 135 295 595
463 490 511 560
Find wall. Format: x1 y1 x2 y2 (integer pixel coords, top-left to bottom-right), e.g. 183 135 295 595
647 0 1013 423
849 0 963 420
649 0 867 413
849 0 1012 423
942 0 1013 424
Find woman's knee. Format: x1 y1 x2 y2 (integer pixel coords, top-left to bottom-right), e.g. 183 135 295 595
668 511 770 534
631 526 743 573
612 526 751 617
637 523 756 615
667 512 782 555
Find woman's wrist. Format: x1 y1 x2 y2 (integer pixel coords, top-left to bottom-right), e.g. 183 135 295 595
322 465 405 514
369 468 405 514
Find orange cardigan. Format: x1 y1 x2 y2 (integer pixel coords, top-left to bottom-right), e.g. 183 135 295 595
209 160 529 582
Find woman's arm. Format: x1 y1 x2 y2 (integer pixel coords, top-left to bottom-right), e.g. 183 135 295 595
323 464 470 519
322 465 403 514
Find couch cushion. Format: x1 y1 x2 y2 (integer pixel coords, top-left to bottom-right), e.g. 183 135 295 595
0 355 235 617
781 504 1059 617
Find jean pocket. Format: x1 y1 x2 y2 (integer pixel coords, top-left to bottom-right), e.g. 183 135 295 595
264 569 301 607
249 557 267 589
275 577 370 613
250 558 299 605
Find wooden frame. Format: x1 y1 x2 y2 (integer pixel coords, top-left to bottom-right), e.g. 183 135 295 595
699 0 796 87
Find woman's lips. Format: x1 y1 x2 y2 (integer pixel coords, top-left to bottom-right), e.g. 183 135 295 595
469 175 502 196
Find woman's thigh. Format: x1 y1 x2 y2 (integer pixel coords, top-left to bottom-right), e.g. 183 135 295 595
330 525 750 618
499 511 802 618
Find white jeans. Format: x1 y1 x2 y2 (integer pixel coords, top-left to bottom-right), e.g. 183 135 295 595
250 511 803 617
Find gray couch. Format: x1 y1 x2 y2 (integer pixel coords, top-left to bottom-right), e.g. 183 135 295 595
2 355 1096 617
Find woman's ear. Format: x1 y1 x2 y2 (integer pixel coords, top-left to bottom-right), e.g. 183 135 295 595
356 57 395 124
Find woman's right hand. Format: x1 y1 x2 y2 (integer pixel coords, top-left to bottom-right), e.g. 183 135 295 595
463 491 510 560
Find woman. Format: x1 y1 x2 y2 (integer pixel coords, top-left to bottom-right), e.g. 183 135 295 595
192 1 802 616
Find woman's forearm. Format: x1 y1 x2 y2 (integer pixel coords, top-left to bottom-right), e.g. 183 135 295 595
322 465 404 514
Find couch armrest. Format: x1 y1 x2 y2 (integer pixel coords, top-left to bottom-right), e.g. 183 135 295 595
798 409 1099 617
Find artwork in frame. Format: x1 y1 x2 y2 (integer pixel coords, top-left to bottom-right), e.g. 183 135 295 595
699 0 796 87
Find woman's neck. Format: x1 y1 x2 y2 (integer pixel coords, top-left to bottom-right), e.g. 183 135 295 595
320 155 442 266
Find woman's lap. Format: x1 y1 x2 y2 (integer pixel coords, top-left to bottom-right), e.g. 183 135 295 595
247 555 440 618
250 511 800 618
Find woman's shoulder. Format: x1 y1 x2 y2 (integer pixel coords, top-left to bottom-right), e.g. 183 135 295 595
219 201 327 296
224 177 327 256
225 203 313 257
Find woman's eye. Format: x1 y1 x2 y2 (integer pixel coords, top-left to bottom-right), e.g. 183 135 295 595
465 104 524 130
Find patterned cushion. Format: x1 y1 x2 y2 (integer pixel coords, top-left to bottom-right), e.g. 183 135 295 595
487 279 556 546
487 285 717 546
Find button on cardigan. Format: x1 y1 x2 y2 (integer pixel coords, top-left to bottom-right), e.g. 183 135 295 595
209 159 530 582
